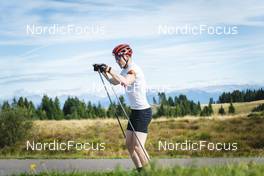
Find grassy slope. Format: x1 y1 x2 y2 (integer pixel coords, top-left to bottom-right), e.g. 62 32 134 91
1 100 264 159
210 100 264 115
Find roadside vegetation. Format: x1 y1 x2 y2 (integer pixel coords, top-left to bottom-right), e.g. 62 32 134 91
18 162 264 176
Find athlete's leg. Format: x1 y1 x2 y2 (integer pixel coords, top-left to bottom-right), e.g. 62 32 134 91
133 131 150 166
125 130 142 168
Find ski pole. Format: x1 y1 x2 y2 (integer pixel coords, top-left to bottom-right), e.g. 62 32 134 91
97 71 126 138
97 71 150 162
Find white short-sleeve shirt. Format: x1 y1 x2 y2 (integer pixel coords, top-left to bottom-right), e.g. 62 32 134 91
120 62 150 110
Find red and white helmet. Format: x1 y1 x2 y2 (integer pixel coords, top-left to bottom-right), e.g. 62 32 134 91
112 44 133 57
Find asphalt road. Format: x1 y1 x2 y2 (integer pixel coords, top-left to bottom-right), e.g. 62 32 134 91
0 157 264 175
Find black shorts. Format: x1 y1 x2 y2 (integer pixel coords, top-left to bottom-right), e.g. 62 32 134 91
127 107 152 133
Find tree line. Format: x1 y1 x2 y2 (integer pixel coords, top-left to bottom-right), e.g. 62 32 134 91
0 95 130 120
1 93 215 119
6 87 264 120
154 93 236 117
218 88 264 103
154 93 214 117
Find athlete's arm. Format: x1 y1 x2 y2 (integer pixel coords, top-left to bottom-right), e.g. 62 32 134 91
108 68 136 87
102 72 120 85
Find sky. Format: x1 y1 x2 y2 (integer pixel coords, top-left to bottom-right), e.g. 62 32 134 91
0 0 264 98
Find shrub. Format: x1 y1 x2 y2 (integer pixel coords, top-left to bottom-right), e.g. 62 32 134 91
218 105 226 115
228 102 235 114
0 108 32 148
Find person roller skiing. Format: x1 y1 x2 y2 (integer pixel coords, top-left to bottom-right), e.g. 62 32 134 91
95 44 152 172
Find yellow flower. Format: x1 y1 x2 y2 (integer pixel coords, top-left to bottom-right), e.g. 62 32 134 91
29 163 37 172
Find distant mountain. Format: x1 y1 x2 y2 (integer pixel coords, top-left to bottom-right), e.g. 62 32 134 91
1 92 112 108
147 89 219 104
1 84 263 107
199 84 264 93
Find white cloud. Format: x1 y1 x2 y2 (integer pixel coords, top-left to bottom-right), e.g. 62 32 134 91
1 0 264 45
0 0 264 97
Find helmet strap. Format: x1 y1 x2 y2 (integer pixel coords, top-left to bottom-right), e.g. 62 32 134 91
122 55 129 69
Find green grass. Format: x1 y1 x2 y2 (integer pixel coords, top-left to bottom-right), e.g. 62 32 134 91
17 162 264 176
